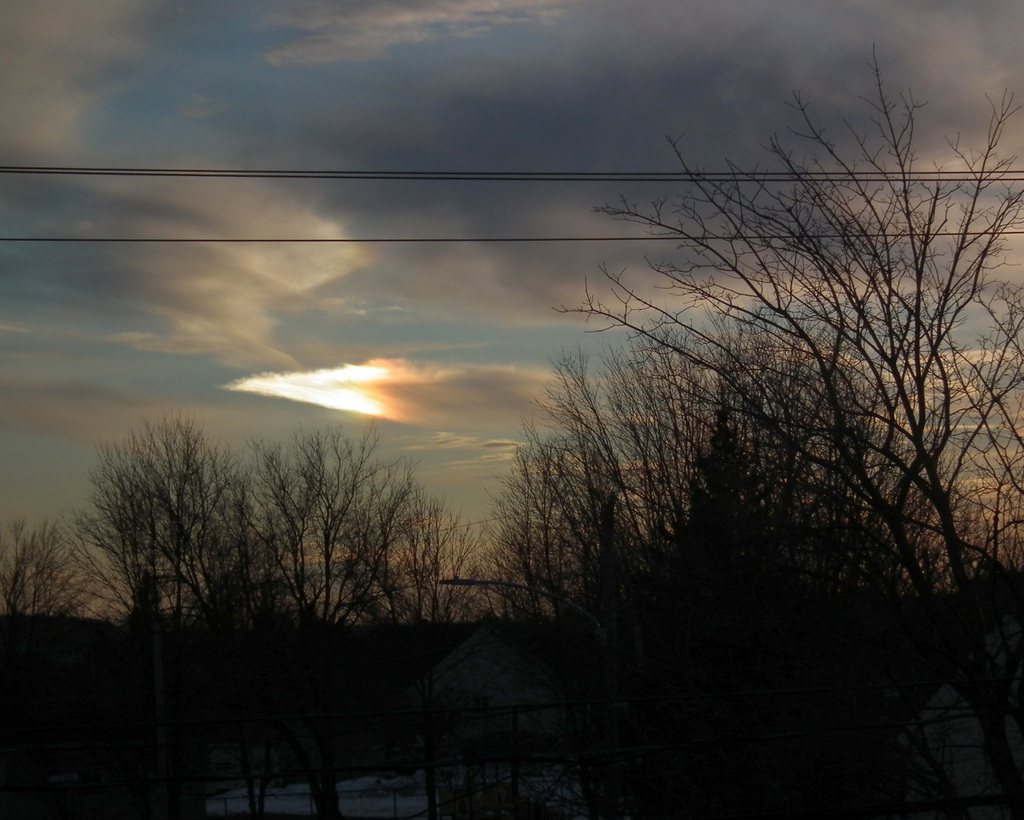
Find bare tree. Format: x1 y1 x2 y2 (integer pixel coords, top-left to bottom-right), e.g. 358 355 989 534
72 419 478 820
487 428 597 620
380 488 483 624
486 342 895 815
70 414 251 820
248 426 419 630
0 519 82 657
74 414 243 631
248 426 430 820
581 64 1024 814
486 345 728 618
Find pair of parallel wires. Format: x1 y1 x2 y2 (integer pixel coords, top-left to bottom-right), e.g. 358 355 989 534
1 164 1020 244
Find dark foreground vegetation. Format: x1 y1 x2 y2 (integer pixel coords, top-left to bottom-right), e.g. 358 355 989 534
7 67 1024 819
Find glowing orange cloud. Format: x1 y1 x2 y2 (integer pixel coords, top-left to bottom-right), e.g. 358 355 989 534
225 358 549 428
224 364 392 417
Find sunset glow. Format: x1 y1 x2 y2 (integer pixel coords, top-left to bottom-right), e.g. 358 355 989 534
223 359 549 428
225 365 392 417
2 0 1012 530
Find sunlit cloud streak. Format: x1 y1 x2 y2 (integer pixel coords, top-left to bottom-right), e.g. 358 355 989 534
71 177 372 368
225 358 549 428
225 364 389 416
401 432 521 467
263 0 581 64
400 432 520 451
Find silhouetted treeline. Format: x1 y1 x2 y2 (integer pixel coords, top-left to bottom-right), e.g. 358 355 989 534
9 67 1024 819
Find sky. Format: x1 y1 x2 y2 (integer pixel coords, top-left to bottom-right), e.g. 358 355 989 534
3 0 1024 525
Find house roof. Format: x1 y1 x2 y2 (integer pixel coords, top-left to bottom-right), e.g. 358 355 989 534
336 618 603 705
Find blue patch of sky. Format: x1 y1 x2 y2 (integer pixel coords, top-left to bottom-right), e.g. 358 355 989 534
0 243 102 309
79 6 281 161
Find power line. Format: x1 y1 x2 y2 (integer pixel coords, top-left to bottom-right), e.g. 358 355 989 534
0 164 1022 184
0 230 1021 244
0 235 662 244
3 166 692 181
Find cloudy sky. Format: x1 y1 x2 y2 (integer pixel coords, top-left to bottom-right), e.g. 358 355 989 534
3 0 1023 524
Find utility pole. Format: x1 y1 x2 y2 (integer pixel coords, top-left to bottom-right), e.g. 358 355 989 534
596 491 620 820
154 618 170 820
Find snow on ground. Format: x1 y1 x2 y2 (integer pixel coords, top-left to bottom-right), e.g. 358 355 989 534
206 770 586 818
206 772 427 817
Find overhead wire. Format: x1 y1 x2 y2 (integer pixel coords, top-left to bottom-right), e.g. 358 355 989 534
1 230 1021 244
2 164 1024 183
0 235 668 243
2 163 1021 243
